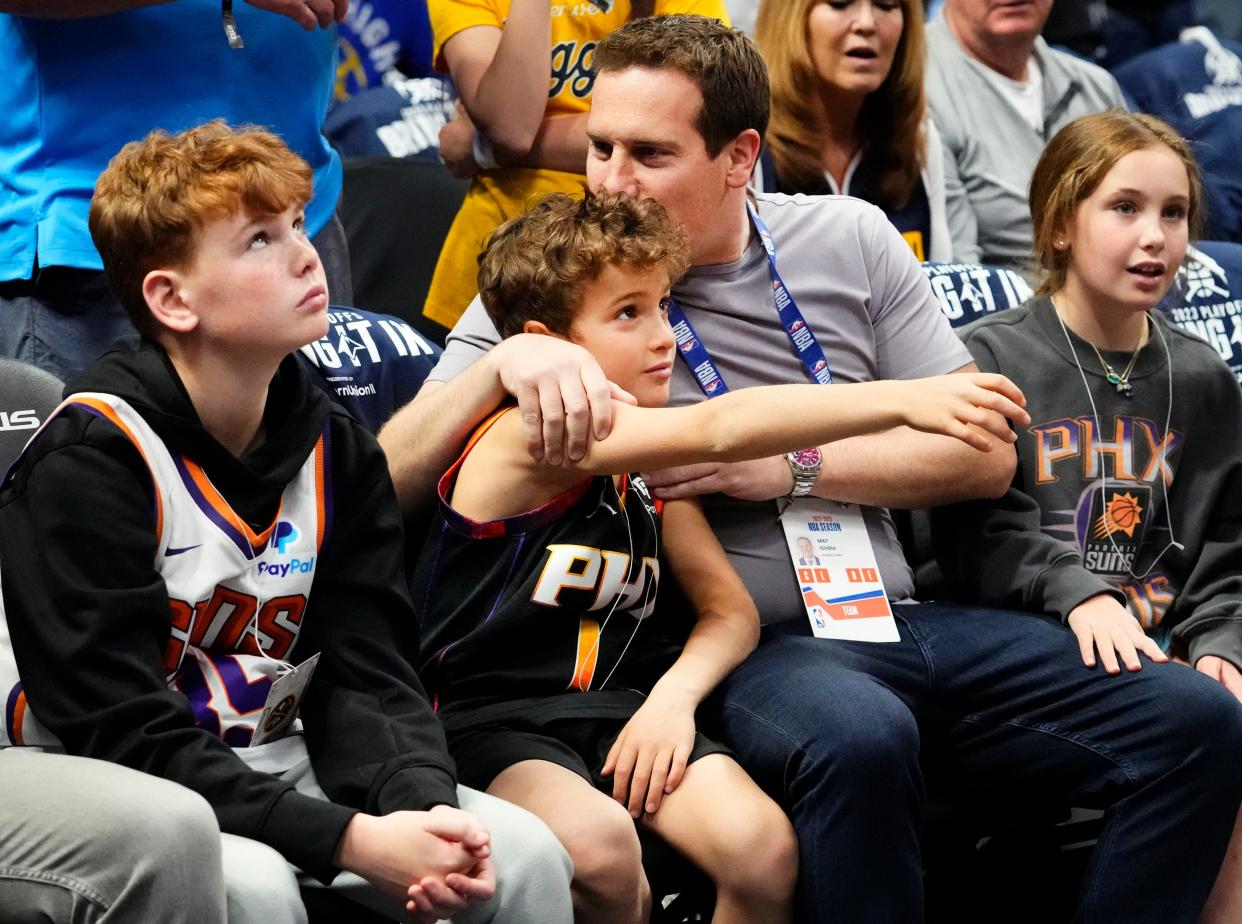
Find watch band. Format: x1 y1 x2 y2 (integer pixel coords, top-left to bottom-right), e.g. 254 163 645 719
785 448 821 499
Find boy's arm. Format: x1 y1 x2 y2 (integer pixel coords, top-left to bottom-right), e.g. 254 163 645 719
602 497 758 817
298 410 460 815
555 375 1028 478
378 330 618 515
438 0 550 157
0 419 354 883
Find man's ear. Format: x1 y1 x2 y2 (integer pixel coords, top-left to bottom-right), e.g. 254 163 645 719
142 269 199 335
724 128 762 190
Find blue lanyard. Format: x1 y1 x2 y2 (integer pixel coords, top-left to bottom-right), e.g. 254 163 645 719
668 201 833 398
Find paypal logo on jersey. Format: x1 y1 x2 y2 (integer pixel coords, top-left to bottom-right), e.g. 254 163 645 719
273 521 299 554
256 557 315 578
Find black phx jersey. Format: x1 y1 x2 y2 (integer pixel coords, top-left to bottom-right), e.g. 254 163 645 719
414 414 665 728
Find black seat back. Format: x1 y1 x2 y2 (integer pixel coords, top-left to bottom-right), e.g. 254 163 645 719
0 359 65 476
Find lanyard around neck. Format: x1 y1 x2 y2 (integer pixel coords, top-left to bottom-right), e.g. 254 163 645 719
668 201 834 398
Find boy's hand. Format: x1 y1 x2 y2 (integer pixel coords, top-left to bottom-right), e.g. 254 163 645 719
1196 655 1242 703
899 373 1029 451
246 0 346 30
334 809 495 914
440 105 482 179
490 333 634 466
602 692 696 817
1067 594 1168 674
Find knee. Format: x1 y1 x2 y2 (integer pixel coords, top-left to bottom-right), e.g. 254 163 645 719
133 779 220 860
716 799 799 906
489 807 574 917
1171 673 1242 768
802 694 921 789
559 798 645 904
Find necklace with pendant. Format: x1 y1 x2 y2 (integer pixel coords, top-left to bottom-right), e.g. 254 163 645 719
1087 318 1148 398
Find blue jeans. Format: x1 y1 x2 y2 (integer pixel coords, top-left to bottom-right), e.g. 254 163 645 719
704 602 1242 923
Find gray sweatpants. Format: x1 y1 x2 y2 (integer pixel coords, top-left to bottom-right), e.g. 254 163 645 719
226 737 574 924
0 749 226 923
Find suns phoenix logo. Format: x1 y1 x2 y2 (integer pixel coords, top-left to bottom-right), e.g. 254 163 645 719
1092 491 1144 540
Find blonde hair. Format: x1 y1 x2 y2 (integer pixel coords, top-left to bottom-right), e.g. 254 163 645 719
1030 110 1204 296
478 192 690 338
89 120 313 336
755 0 926 207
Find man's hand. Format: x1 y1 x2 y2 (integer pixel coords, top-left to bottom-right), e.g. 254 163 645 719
641 456 792 502
246 0 346 30
1196 655 1242 703
1066 594 1168 674
601 691 697 818
896 373 1029 452
334 808 495 918
440 103 482 179
490 333 632 465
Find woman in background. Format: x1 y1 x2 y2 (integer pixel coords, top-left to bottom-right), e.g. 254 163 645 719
754 0 950 262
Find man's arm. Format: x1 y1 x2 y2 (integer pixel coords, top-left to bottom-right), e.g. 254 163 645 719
938 124 982 264
378 330 618 516
4 0 345 28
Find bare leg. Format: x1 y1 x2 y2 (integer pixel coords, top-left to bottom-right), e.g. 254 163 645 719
639 754 797 924
489 759 651 924
1202 804 1242 924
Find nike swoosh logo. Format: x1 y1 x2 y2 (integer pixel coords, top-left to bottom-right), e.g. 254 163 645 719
165 544 201 556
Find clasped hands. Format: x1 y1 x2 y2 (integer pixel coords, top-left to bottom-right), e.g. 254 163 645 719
335 805 495 922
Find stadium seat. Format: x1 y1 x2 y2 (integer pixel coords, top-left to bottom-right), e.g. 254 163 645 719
920 260 1034 331
340 157 470 347
0 358 64 475
1159 241 1242 386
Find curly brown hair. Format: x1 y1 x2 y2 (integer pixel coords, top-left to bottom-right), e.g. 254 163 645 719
89 120 312 337
477 192 690 339
1030 110 1204 296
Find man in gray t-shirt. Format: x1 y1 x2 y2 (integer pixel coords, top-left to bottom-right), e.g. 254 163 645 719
381 15 1242 922
432 192 972 620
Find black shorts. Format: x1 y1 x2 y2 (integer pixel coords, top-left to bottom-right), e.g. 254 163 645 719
448 714 731 793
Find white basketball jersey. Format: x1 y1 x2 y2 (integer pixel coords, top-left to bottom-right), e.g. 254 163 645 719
0 393 329 749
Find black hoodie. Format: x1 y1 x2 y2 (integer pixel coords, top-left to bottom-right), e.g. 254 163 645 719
0 339 457 883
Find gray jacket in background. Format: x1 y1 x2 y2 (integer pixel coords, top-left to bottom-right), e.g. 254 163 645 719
925 19 1126 277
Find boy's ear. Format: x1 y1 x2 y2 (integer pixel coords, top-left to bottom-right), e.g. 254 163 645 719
522 319 565 339
724 129 762 190
142 269 199 335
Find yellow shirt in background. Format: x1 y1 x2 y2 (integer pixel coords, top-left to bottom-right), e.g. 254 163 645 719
423 0 729 329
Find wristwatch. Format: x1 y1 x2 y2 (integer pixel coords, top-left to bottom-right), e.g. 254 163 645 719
784 448 822 498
